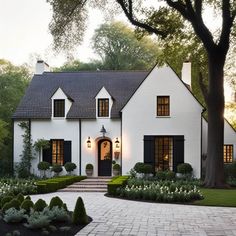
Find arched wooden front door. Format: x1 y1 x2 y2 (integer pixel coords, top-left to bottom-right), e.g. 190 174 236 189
98 139 112 176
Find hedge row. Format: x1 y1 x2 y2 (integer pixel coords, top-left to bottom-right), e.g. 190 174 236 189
36 176 86 193
107 176 129 196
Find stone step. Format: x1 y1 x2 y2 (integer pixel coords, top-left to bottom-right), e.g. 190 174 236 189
57 177 111 193
58 188 107 192
81 179 111 182
66 184 107 189
72 182 108 185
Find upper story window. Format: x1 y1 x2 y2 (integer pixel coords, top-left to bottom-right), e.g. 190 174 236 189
157 96 170 116
224 145 233 163
98 99 109 117
54 99 65 117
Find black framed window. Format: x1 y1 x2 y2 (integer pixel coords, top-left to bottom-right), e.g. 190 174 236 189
52 140 64 165
98 99 109 117
54 99 65 117
155 137 173 171
224 145 233 163
157 96 170 116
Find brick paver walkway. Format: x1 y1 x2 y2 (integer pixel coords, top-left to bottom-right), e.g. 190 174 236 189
31 192 236 236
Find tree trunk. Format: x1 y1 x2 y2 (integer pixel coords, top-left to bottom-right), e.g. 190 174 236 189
204 52 227 188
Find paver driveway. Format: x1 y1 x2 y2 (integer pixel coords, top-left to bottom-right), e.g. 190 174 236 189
31 192 236 236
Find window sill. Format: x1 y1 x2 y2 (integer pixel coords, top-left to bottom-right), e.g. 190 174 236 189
96 117 110 119
52 117 65 120
156 116 171 118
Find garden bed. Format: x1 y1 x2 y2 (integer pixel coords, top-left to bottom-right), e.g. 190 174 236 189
0 215 92 236
108 177 203 203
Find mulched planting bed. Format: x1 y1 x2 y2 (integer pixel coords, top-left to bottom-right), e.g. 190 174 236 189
0 216 92 236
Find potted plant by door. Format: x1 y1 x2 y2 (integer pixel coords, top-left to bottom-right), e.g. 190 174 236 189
85 163 93 176
113 163 121 176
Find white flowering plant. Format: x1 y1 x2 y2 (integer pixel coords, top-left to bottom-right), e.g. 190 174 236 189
0 178 37 201
116 179 203 203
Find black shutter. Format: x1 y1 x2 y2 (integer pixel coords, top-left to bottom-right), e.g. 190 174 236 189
64 141 71 165
143 136 155 171
173 136 184 172
42 140 52 164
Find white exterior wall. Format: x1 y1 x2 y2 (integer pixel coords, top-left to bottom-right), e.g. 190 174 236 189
14 119 79 176
30 119 79 175
122 66 203 177
81 119 121 176
14 121 26 164
202 118 236 160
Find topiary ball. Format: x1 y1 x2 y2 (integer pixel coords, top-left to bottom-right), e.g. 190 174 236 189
34 199 47 212
2 199 21 213
25 196 31 201
21 199 34 213
16 193 24 203
49 196 63 209
72 197 88 225
1 196 13 208
64 162 77 173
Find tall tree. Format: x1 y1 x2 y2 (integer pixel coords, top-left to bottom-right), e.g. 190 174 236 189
47 0 236 187
0 59 30 176
92 21 160 70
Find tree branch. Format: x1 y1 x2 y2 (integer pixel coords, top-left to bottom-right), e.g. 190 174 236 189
194 0 203 17
166 0 215 52
218 0 234 52
116 0 167 37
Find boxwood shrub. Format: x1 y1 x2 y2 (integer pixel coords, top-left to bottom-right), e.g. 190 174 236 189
36 176 86 193
107 176 129 195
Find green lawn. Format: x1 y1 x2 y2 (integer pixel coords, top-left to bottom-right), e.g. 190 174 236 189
193 188 236 207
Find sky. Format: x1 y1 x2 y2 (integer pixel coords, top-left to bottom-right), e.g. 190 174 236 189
0 0 234 101
0 0 105 67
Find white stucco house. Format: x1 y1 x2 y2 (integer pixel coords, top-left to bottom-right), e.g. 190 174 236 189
13 61 236 178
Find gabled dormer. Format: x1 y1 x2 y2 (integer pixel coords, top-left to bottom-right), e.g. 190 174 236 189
95 87 113 119
51 87 73 119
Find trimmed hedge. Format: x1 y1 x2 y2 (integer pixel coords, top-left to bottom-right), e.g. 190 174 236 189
36 176 86 194
107 176 129 196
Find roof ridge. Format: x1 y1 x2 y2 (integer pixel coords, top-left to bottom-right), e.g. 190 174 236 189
44 70 148 74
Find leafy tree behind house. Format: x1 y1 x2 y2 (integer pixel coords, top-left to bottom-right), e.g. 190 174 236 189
0 59 30 176
92 21 160 70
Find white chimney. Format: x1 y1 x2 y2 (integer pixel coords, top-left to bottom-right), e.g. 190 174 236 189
35 60 50 75
181 60 191 87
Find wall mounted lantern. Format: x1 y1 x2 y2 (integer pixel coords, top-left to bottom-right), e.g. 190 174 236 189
115 138 120 149
87 136 91 148
100 125 107 137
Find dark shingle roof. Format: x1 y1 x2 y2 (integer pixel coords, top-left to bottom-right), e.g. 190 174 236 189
13 71 149 119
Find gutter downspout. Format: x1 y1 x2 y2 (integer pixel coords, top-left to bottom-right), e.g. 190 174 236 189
79 119 82 175
200 108 206 179
120 112 123 176
12 118 14 176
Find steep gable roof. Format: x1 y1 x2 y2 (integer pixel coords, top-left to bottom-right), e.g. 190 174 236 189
13 71 149 119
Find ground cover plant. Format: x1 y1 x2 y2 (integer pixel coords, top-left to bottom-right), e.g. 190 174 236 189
0 178 37 201
0 194 91 235
115 178 203 203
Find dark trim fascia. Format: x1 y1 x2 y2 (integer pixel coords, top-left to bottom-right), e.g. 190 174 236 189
50 87 74 102
79 119 82 175
93 85 115 100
